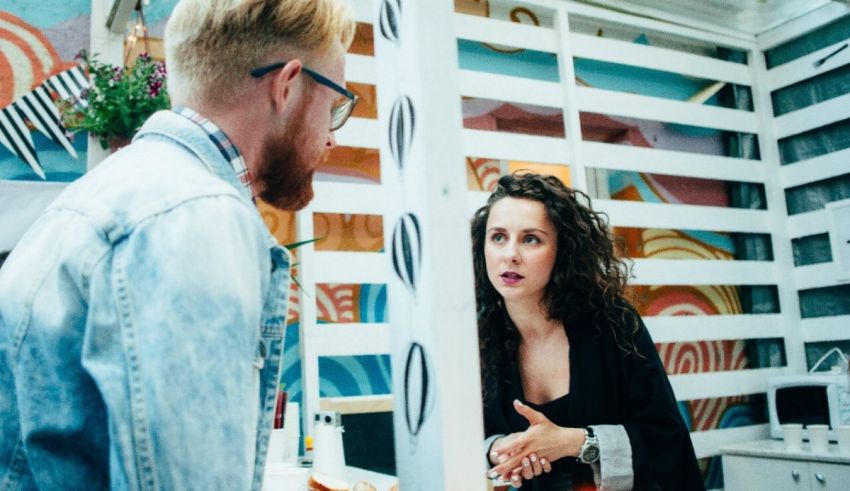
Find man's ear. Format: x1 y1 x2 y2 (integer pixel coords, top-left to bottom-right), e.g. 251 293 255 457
270 59 303 113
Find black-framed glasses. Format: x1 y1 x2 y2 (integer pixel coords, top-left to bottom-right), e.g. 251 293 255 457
250 61 358 131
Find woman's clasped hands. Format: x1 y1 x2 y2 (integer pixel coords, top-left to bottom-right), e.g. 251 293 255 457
486 400 586 488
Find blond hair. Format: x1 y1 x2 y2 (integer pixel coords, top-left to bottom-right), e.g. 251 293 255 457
165 0 355 105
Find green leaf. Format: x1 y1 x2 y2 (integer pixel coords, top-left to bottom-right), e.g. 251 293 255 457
284 237 325 251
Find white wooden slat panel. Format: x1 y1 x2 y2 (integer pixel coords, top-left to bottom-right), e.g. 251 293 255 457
562 1 757 50
691 425 770 460
310 182 385 215
318 387 789 418
583 141 765 183
774 92 850 140
454 13 557 53
780 147 850 188
595 199 773 234
630 258 777 286
320 395 394 414
757 2 850 51
786 209 829 239
767 37 850 91
462 129 569 165
311 251 388 284
350 0 372 24
309 323 391 356
571 33 752 86
645 314 784 343
459 70 562 108
469 195 773 237
801 315 850 343
334 117 379 148
346 53 376 85
576 86 759 133
794 262 846 291
670 367 787 401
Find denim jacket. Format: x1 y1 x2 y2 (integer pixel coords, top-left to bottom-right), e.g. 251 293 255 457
0 111 291 490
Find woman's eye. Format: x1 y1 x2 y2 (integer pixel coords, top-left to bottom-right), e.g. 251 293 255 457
491 233 506 243
523 235 540 244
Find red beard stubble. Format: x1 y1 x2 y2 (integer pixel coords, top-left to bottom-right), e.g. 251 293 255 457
256 108 327 211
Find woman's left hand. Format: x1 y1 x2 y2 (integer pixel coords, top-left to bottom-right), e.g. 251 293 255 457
487 399 585 481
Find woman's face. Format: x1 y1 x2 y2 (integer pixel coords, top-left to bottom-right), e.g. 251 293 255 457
484 197 558 306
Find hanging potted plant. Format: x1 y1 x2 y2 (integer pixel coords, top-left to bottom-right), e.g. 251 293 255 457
58 50 169 151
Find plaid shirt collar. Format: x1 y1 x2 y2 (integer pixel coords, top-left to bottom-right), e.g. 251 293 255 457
171 106 255 199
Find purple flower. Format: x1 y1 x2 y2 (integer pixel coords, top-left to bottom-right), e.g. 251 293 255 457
149 80 163 97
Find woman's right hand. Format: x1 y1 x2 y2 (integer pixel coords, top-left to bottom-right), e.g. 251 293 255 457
489 435 553 487
508 452 553 488
487 400 584 484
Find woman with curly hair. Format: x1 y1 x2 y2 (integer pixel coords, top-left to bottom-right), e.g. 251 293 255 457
473 173 703 490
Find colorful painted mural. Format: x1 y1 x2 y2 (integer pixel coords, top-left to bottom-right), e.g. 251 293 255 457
0 1 178 181
0 6 86 181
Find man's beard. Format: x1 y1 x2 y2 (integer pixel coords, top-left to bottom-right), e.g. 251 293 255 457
256 121 325 211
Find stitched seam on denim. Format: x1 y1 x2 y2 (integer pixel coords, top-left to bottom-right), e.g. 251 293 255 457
252 339 286 489
9 213 109 366
108 194 262 490
114 263 158 491
115 193 262 251
46 189 255 248
0 438 27 491
260 272 290 338
9 236 60 364
35 207 122 250
79 241 111 303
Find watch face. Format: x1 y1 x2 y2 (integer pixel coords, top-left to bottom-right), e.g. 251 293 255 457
582 445 600 463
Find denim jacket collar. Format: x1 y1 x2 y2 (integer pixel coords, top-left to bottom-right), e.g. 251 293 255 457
134 110 287 256
136 110 253 204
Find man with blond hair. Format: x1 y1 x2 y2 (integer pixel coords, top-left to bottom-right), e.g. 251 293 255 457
0 1 356 489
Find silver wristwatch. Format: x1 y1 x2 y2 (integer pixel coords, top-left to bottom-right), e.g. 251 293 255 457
577 426 600 464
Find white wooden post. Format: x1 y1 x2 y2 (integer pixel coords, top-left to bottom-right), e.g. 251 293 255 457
554 4 588 194
372 0 487 489
748 48 807 374
296 206 320 444
88 0 126 169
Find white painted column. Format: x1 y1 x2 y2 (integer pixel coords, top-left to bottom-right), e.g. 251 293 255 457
748 48 807 373
372 0 486 489
88 0 126 169
296 207 321 445
554 4 593 195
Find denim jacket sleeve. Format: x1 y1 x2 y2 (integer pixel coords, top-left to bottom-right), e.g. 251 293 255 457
83 194 272 490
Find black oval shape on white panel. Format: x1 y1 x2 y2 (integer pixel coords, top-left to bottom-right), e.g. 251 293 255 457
403 341 432 443
391 212 421 294
379 0 401 45
388 95 415 171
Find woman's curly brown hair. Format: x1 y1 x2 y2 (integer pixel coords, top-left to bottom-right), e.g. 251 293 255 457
472 173 638 404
